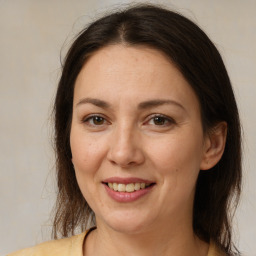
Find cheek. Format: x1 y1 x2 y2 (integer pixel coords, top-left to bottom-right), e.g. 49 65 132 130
70 129 106 173
149 136 202 168
146 129 204 186
70 131 102 201
146 132 204 213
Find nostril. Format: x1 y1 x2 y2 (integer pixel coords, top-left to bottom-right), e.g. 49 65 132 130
109 159 137 168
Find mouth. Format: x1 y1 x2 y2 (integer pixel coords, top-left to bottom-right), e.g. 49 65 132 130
103 182 155 193
102 178 156 202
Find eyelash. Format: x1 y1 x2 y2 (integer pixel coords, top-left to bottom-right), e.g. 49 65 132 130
145 114 176 126
82 114 175 128
82 114 109 127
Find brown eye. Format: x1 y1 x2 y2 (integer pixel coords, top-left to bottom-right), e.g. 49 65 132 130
153 116 167 125
83 115 107 126
146 114 175 127
92 116 104 125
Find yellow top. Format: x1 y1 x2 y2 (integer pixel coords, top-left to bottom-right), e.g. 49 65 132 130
8 229 225 256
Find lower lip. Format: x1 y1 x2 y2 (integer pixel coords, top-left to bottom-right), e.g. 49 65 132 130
104 184 155 203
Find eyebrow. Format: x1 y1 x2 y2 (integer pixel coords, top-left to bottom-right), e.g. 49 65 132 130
76 97 185 111
76 98 110 109
138 99 185 111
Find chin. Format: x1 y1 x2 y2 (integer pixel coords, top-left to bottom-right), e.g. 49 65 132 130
98 209 156 234
108 221 147 235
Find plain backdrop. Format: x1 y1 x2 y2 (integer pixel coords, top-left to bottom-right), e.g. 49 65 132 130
0 0 255 255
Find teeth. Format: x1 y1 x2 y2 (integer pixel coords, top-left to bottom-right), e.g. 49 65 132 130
113 183 118 191
117 184 126 192
107 182 151 192
140 183 145 189
134 183 141 190
126 183 135 192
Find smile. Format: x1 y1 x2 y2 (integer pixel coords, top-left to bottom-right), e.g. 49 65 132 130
102 177 156 202
107 182 151 192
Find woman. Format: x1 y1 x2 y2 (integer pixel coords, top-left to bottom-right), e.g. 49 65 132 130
9 4 241 256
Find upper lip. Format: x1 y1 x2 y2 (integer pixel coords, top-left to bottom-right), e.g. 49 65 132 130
102 177 155 184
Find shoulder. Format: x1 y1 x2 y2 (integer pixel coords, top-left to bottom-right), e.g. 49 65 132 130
7 232 86 256
208 240 227 256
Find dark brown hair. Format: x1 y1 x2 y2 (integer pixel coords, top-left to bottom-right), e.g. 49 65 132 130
53 4 242 255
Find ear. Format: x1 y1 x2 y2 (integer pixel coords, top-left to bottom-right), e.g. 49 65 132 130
200 122 227 170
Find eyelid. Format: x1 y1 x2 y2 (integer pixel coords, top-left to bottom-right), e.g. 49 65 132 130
81 113 175 127
144 113 176 126
82 114 110 126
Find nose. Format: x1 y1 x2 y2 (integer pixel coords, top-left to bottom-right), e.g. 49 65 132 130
107 125 145 168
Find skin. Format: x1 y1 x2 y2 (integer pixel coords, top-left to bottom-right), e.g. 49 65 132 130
70 44 227 256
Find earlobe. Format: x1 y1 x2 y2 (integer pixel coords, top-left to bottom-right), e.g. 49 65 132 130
200 122 227 170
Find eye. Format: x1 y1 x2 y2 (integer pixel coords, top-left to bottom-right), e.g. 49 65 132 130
82 115 108 126
147 114 175 126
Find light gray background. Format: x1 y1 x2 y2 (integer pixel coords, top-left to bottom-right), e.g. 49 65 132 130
0 0 255 255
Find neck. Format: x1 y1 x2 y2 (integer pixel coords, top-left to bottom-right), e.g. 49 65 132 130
84 219 209 256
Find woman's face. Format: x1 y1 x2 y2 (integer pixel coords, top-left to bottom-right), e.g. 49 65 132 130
70 45 210 234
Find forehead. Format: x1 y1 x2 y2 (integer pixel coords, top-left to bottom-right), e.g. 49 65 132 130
74 44 199 112
77 45 175 84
